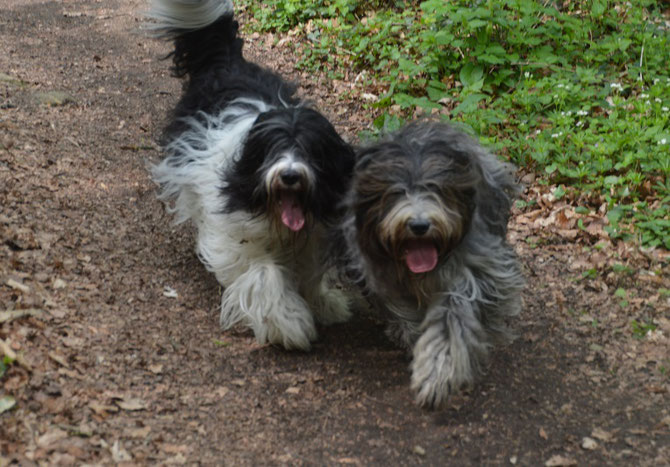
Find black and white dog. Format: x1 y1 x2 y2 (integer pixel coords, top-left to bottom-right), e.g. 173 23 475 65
148 0 355 350
341 121 524 408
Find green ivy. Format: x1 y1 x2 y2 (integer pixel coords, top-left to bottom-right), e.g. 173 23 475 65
240 0 670 248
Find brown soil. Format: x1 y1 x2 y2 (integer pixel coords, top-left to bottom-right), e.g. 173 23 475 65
1 1 668 465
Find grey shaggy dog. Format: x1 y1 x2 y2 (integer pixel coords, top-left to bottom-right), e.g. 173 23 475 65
340 120 524 408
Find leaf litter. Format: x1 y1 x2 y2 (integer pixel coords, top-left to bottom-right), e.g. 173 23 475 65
0 1 668 465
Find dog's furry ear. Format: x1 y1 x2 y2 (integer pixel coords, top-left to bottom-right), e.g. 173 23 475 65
474 150 521 236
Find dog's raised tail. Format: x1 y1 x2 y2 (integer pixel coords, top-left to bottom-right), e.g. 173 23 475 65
146 0 238 77
146 0 233 39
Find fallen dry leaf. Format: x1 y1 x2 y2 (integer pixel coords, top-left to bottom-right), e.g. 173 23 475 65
581 437 598 450
413 445 426 456
88 401 119 416
36 428 68 448
111 440 132 462
148 363 163 374
127 426 151 439
0 338 17 360
48 352 69 368
591 427 614 442
115 398 148 411
47 309 70 319
337 458 360 465
545 454 577 466
162 443 188 454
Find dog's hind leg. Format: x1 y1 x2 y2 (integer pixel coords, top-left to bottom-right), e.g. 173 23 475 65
219 263 317 350
410 298 490 409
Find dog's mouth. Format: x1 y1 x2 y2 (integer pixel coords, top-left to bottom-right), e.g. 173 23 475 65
403 239 438 274
278 190 305 232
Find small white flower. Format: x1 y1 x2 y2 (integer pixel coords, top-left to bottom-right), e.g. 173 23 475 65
524 71 531 78
551 132 563 138
553 94 559 99
646 100 651 106
655 98 662 103
663 107 669 112
611 82 623 91
577 110 588 116
659 138 667 145
653 78 660 85
576 121 584 127
566 85 571 90
640 93 649 99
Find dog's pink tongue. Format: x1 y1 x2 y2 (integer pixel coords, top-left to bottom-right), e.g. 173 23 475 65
405 240 438 273
280 192 305 232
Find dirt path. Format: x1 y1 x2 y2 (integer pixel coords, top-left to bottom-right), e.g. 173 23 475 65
1 1 668 465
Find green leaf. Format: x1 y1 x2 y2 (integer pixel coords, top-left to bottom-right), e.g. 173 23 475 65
426 80 448 101
467 19 488 29
451 93 487 115
607 206 625 225
591 0 607 18
553 185 566 199
618 38 632 52
459 63 484 88
545 163 558 174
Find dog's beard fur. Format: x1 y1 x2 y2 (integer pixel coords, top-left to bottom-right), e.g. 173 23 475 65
342 120 523 408
376 193 465 304
262 154 314 237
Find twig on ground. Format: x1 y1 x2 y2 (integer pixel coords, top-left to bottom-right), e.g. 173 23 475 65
0 309 46 324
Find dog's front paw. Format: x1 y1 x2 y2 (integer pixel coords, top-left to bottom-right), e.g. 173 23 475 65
263 306 318 351
219 274 318 351
410 326 473 409
410 351 453 409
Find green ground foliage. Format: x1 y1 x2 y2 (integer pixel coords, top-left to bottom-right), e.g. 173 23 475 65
239 0 670 249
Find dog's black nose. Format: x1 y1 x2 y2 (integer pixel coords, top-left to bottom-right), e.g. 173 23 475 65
280 169 301 186
408 219 431 236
